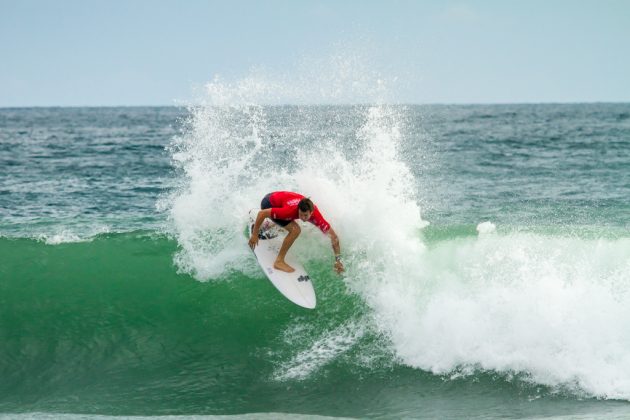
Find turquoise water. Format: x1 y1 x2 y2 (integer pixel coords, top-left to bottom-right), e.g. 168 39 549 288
2 103 630 418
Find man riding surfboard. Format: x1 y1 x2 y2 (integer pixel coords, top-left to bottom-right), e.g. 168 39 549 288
248 191 344 274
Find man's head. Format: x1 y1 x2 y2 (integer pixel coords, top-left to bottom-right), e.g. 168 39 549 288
298 197 314 221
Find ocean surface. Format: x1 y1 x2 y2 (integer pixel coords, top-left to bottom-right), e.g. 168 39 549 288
2 103 630 419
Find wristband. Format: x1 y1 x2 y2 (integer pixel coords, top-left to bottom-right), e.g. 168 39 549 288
335 255 342 262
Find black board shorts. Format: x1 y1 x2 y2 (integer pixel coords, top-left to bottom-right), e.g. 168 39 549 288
260 193 291 227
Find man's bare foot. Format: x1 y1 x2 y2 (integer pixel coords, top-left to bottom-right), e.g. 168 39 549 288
274 260 295 273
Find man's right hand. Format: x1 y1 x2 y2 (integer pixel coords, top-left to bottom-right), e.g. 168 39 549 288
248 235 259 250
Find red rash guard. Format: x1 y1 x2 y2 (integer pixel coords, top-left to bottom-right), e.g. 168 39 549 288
268 191 331 234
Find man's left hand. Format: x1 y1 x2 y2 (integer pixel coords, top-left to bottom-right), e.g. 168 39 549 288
334 260 345 274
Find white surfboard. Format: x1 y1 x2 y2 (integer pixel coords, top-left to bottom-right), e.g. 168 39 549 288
248 209 316 309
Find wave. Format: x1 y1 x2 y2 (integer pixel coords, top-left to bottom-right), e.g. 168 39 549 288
4 223 630 405
148 67 630 402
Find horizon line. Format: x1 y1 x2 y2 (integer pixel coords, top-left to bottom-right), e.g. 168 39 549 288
1 101 630 109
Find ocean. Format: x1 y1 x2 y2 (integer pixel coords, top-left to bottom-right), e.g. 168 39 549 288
2 102 630 419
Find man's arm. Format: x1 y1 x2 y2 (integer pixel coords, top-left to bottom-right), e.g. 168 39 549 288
249 208 272 249
327 228 344 274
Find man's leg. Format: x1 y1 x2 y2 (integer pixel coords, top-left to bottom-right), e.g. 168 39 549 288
274 221 300 273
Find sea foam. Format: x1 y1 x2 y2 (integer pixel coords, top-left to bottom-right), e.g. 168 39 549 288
365 233 630 399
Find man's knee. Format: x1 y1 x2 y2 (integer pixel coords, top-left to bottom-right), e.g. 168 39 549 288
288 222 301 235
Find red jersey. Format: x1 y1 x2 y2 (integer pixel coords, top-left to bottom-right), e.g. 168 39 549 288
268 191 331 234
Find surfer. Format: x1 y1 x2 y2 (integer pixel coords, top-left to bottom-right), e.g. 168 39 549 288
249 191 344 274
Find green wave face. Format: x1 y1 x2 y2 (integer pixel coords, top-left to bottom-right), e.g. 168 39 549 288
3 232 630 419
0 234 387 416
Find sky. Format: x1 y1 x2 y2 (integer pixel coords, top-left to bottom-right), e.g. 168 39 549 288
1 0 629 106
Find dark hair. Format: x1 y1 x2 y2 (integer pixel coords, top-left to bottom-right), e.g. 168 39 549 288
298 197 314 212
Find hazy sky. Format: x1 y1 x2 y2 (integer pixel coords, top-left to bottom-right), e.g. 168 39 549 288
1 0 629 106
